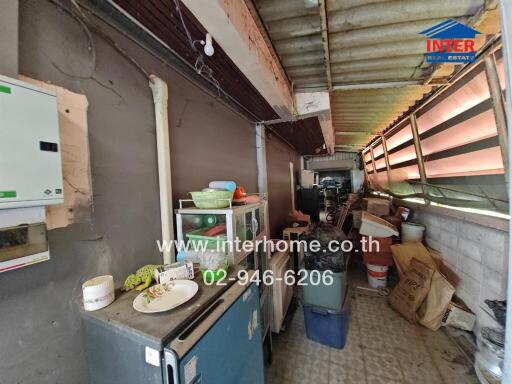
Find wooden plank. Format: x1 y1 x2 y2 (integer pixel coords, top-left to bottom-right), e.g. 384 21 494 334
20 76 92 230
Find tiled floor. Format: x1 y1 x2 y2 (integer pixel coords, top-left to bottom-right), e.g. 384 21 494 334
265 267 478 384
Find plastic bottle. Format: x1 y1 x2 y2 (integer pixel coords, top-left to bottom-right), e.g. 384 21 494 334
208 181 236 192
203 215 217 227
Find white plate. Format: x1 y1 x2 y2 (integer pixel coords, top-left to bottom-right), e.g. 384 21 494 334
133 280 199 313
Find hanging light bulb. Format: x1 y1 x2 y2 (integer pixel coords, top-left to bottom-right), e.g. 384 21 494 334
203 33 214 57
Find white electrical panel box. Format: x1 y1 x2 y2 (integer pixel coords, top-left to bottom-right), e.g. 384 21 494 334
0 75 63 209
0 206 49 273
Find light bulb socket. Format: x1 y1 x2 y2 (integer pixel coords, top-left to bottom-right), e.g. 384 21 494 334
204 33 214 56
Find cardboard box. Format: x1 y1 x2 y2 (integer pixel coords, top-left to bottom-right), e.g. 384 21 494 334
363 198 391 217
155 262 194 284
352 210 362 229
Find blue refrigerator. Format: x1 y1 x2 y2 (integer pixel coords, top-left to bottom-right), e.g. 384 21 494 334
81 278 264 384
165 282 263 384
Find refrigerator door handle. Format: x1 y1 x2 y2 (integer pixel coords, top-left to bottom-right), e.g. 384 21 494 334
177 297 225 342
168 276 256 359
164 350 179 384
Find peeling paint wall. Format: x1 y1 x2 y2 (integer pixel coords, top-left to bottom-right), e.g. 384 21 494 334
0 1 257 383
0 0 18 77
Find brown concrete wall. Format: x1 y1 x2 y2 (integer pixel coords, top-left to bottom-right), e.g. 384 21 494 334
170 95 257 200
0 1 257 383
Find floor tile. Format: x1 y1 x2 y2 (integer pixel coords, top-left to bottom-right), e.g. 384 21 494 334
437 364 479 384
265 268 479 384
363 348 405 381
394 346 443 384
273 331 331 361
330 343 365 370
285 352 330 384
400 360 443 384
366 374 403 384
360 328 396 352
329 362 366 384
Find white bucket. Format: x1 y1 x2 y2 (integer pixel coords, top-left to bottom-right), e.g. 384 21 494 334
401 222 426 243
82 275 115 311
367 264 388 288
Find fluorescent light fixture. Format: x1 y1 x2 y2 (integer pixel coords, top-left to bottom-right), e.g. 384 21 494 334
399 197 510 219
333 80 422 91
336 131 373 136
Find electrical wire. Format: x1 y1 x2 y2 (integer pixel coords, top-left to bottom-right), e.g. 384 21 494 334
49 0 152 81
48 0 96 74
172 0 222 95
48 0 302 156
70 0 261 123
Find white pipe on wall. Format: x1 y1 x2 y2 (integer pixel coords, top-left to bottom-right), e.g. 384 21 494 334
149 75 174 264
255 123 270 242
290 162 295 210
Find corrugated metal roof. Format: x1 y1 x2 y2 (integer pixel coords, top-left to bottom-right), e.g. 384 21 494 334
326 0 484 88
254 0 496 150
327 0 488 148
254 0 328 90
332 85 432 148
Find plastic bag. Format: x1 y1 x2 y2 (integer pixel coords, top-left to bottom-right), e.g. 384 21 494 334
301 222 349 272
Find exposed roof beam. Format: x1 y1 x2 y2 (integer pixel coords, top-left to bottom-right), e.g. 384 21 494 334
294 91 329 116
319 0 332 91
319 114 335 155
182 0 294 119
293 91 335 153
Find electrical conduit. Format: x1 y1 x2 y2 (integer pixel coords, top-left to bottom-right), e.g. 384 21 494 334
149 75 174 264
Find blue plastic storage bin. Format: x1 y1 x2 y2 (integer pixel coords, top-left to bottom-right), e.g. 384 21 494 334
302 269 347 311
303 287 350 349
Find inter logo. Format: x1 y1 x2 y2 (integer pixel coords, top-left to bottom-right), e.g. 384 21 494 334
419 19 481 63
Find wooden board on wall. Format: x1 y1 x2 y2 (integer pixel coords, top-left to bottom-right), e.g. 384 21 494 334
19 76 92 230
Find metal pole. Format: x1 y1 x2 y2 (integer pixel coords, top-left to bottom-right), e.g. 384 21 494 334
410 113 429 202
289 162 295 210
361 150 369 182
381 134 392 188
379 40 501 142
369 144 377 174
484 55 509 189
256 123 268 196
319 0 332 91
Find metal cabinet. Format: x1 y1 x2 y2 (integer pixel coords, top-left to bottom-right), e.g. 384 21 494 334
176 200 272 361
176 201 268 266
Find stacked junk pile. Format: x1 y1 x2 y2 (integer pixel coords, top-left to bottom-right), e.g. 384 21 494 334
348 196 507 383
300 223 351 349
